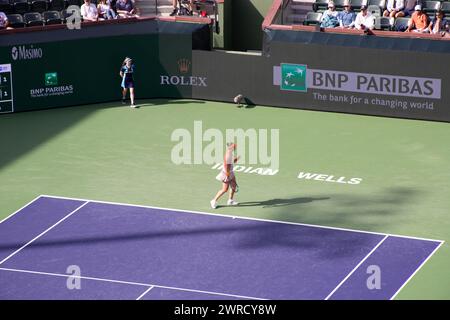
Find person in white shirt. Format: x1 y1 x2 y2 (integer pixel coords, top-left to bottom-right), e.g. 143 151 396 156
355 5 375 31
384 0 405 25
81 0 99 22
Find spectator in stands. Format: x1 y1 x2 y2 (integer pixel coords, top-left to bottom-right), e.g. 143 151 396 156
320 1 340 28
116 0 139 18
170 0 195 16
383 0 405 26
98 0 118 20
0 11 10 30
428 10 449 36
406 5 429 33
81 0 99 22
355 5 375 31
338 1 356 29
397 0 419 18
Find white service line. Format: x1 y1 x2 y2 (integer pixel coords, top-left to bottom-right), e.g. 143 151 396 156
38 194 445 243
136 286 154 300
0 195 43 225
0 201 89 266
0 267 266 300
390 240 445 300
324 235 389 300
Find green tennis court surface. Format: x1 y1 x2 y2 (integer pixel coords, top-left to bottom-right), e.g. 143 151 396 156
0 99 449 299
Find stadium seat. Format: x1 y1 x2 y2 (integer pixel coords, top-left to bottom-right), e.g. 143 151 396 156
30 0 48 13
334 0 347 10
23 11 44 26
442 2 450 18
6 13 25 27
12 0 30 14
368 0 386 11
43 10 61 24
374 16 391 30
61 7 83 23
65 0 82 7
351 0 365 12
393 17 410 31
423 1 441 15
368 4 381 17
313 0 329 12
303 12 323 25
48 0 65 11
0 0 14 15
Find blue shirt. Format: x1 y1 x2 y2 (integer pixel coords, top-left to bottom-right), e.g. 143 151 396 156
338 11 356 27
121 64 135 79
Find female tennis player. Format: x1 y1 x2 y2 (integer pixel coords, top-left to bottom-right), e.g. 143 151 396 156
120 57 136 108
210 143 240 209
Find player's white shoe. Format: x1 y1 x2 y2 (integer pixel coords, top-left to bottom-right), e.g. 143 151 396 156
227 199 239 206
130 103 136 108
210 200 217 209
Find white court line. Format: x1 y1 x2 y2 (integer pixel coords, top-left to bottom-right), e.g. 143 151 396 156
0 201 89 266
39 194 445 243
0 267 265 300
0 195 43 225
324 235 389 300
136 286 154 300
390 240 445 300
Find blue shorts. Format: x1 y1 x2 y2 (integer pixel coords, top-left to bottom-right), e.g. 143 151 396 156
121 77 134 89
402 9 414 17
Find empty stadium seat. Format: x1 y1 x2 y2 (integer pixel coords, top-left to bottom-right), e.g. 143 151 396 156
30 0 48 13
351 0 365 12
368 0 386 11
48 0 65 11
6 13 25 27
13 0 30 14
313 0 329 12
393 17 410 31
333 0 347 10
0 0 13 15
367 4 381 17
23 11 44 26
65 0 81 7
43 9 61 24
442 2 450 18
374 16 391 30
423 1 441 15
303 12 323 25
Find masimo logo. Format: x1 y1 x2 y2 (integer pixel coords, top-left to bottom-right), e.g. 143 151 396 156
160 58 207 87
11 45 43 61
273 63 441 99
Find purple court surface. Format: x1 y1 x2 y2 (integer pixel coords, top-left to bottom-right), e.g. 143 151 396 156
0 195 444 300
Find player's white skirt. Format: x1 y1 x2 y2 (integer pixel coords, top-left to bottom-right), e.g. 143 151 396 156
216 170 235 183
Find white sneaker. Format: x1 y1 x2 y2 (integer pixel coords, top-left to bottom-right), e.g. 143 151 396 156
130 104 136 108
210 200 217 209
227 199 239 206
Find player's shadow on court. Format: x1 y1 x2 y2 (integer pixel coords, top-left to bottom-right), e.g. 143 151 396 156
237 197 330 208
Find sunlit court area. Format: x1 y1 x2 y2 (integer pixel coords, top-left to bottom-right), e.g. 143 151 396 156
0 0 449 306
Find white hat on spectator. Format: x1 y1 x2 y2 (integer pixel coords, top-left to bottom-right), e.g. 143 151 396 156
328 1 335 8
414 4 422 11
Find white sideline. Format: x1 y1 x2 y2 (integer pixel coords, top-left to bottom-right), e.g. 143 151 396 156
39 194 445 243
0 201 89 266
0 267 265 300
324 235 389 300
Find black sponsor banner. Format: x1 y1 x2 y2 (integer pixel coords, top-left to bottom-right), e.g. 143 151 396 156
192 38 450 122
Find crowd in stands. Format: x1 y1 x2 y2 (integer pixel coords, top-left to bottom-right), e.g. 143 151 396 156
0 0 140 30
312 0 449 36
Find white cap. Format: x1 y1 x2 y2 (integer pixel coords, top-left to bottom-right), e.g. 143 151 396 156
414 4 422 11
328 1 335 8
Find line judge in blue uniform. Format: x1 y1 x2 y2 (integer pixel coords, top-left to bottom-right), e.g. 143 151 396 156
120 57 136 108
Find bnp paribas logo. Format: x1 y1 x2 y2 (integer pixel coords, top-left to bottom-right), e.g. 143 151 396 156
45 72 58 86
280 63 307 92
